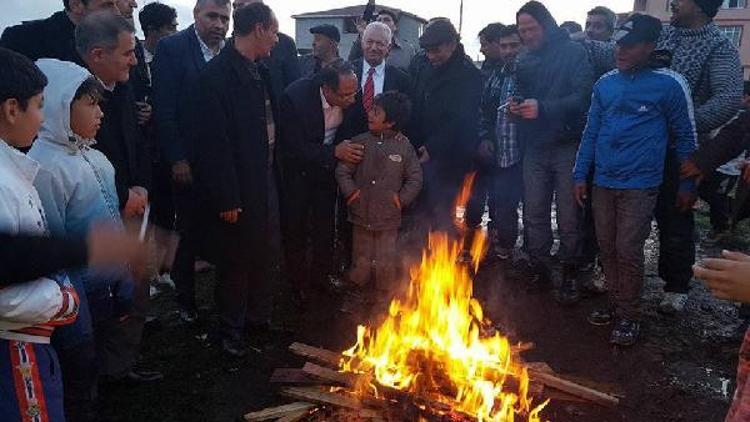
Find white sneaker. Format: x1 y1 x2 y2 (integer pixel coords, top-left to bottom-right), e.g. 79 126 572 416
156 274 175 289
659 292 688 314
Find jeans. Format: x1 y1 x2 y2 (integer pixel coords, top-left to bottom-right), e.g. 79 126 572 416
698 171 738 233
488 164 523 250
523 142 581 265
593 187 658 321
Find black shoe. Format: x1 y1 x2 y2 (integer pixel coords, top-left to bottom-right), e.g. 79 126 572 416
123 368 164 384
610 319 640 347
525 263 550 294
556 265 580 306
222 338 248 358
588 308 614 326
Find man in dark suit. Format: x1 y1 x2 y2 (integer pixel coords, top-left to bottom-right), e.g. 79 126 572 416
280 60 367 307
151 0 231 323
191 2 280 357
0 0 118 66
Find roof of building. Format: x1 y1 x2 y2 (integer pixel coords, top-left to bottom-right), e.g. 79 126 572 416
292 4 428 24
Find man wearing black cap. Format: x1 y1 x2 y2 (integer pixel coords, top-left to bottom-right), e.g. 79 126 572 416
300 24 341 77
511 1 594 302
409 18 483 234
573 14 697 346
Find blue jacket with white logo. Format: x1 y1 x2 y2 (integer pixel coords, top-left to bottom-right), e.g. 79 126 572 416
573 67 697 191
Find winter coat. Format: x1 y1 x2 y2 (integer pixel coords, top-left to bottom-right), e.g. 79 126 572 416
29 59 133 347
515 28 595 149
336 132 423 231
0 10 84 66
265 33 301 104
693 110 750 176
409 44 483 176
573 67 697 191
191 44 279 267
0 140 79 344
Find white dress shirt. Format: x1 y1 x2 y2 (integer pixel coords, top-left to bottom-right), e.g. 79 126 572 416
361 60 386 96
195 29 224 62
320 88 343 145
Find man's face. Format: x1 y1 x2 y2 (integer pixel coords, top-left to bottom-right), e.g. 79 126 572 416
69 0 119 21
194 0 231 47
517 13 545 51
670 0 701 27
254 14 280 58
425 41 457 67
377 13 397 34
323 74 359 108
585 14 611 41
312 34 336 59
89 31 137 84
0 94 44 148
615 42 654 72
362 28 391 66
479 36 502 62
115 0 137 24
150 19 179 44
497 34 521 63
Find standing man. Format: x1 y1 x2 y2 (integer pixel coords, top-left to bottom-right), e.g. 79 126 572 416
585 6 617 42
478 23 510 80
191 2 280 357
513 1 594 302
280 60 366 308
300 25 341 77
409 18 483 233
0 0 118 66
349 9 417 71
477 24 523 261
152 0 232 323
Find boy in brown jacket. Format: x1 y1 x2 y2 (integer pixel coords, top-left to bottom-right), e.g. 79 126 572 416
336 91 423 312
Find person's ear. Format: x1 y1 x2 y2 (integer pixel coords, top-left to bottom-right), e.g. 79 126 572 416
90 47 107 65
0 99 20 125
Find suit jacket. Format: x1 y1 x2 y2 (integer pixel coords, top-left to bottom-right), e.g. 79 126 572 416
191 45 278 263
264 33 301 104
152 25 211 165
0 11 84 66
351 58 412 97
279 77 367 182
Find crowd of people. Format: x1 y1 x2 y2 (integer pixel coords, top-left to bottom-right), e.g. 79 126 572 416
0 0 749 421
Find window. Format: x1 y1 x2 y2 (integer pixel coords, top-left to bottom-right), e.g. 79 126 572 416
722 0 747 8
718 25 743 47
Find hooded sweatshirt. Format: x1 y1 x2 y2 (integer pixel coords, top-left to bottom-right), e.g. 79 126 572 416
28 59 133 346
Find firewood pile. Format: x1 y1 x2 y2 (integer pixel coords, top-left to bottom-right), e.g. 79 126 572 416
243 342 623 422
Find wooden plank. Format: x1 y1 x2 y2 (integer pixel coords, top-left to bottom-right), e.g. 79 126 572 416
275 408 314 422
270 368 318 384
280 387 365 411
289 343 341 367
529 370 620 407
302 362 358 388
243 402 316 421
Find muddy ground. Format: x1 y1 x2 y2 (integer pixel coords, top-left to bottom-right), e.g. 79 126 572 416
100 206 745 422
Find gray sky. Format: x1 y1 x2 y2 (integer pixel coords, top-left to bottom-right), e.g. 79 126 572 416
1 0 634 59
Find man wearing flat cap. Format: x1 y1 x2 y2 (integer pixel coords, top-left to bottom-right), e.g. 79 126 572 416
408 18 482 235
300 24 341 77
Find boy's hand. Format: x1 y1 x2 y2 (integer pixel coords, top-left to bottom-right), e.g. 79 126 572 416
573 182 588 208
694 250 750 303
335 140 365 164
393 194 401 210
123 188 147 218
219 208 242 224
675 191 697 213
346 190 361 206
680 159 704 185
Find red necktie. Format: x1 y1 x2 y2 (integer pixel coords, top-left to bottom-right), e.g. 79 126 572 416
363 67 376 112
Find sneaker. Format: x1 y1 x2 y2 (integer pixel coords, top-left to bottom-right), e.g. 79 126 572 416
588 308 614 326
156 273 175 289
123 368 164 384
179 309 198 324
610 319 640 347
658 292 688 314
222 338 248 358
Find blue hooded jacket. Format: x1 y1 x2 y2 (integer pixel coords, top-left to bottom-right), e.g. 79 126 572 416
573 66 697 191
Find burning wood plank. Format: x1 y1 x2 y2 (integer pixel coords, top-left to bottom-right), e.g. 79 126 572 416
280 387 380 418
529 370 620 408
289 343 341 367
242 402 315 421
270 368 319 385
301 362 358 388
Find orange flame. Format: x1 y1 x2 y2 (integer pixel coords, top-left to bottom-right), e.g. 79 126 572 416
454 172 478 232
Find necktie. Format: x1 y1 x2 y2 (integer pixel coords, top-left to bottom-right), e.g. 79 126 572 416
363 67 376 112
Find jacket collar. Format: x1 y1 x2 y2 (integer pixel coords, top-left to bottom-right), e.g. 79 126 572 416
0 141 40 185
186 24 210 71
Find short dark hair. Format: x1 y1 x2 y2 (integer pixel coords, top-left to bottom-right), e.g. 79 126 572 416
73 76 105 104
64 0 92 11
377 9 399 23
317 59 356 91
139 2 177 37
373 91 411 131
76 11 135 57
560 21 583 34
196 0 231 7
234 2 273 36
478 23 505 42
587 6 617 31
0 48 47 111
500 24 519 38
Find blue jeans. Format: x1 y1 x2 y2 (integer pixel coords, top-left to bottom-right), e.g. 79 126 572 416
488 164 523 250
523 142 581 265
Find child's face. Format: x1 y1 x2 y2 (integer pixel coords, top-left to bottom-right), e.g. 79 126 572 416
70 95 103 140
367 104 395 133
0 93 44 148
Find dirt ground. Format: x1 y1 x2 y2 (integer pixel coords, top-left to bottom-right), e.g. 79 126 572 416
100 206 745 422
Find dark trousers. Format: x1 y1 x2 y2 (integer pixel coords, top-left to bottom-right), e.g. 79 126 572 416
699 171 738 233
488 164 523 250
149 161 175 231
215 263 265 341
655 152 695 294
581 183 599 265
171 182 198 312
523 142 581 265
593 187 658 321
422 163 467 233
284 174 338 293
56 339 98 422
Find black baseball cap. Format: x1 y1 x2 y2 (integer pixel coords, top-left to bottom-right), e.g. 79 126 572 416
310 24 340 43
419 18 459 49
613 14 662 45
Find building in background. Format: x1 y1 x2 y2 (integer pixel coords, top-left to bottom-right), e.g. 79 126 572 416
634 0 750 77
292 5 426 58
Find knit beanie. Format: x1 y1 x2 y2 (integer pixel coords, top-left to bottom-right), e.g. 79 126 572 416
693 0 723 18
516 1 559 34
